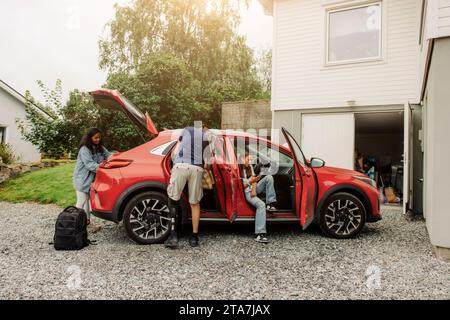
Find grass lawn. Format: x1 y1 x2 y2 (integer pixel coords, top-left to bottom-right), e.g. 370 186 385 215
0 163 76 207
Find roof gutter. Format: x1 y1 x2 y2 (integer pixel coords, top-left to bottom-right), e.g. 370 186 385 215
0 79 56 119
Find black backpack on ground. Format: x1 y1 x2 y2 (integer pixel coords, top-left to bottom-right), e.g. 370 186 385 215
53 206 91 250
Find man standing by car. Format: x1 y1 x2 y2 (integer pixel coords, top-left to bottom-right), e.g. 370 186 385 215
165 123 211 248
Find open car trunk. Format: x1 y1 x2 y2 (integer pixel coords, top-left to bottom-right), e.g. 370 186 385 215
89 89 158 141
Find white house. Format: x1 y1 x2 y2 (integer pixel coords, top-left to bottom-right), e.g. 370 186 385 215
260 0 450 261
418 0 450 261
0 80 41 162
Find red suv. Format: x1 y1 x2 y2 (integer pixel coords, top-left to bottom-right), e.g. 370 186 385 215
89 89 381 245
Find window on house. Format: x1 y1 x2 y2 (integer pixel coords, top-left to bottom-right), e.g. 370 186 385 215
0 127 6 144
327 2 382 64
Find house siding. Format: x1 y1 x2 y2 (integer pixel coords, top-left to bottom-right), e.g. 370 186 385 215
438 0 450 36
0 87 41 162
272 0 422 111
425 0 450 39
419 0 450 100
423 37 450 248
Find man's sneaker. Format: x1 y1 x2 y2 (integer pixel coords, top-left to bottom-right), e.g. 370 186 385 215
266 203 277 211
255 234 269 243
189 234 199 247
164 232 179 249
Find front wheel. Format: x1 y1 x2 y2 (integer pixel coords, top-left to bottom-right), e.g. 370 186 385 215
319 192 366 239
123 191 172 245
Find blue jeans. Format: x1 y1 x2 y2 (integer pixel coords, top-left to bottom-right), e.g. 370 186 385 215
244 176 277 234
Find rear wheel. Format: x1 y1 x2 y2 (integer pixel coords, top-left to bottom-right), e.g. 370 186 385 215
123 191 171 245
319 192 366 239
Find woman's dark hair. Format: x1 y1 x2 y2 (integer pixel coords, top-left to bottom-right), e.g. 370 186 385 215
79 128 103 153
239 147 253 177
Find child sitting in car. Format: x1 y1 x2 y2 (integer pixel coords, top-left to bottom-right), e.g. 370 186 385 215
239 148 278 243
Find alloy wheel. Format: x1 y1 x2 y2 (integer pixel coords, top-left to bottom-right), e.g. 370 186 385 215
324 198 363 237
128 198 171 241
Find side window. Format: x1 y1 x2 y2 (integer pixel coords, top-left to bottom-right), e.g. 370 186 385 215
232 137 294 167
206 135 226 165
150 141 177 156
259 144 294 167
0 127 6 144
162 141 176 155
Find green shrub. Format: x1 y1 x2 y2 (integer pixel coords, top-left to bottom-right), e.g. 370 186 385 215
0 144 16 164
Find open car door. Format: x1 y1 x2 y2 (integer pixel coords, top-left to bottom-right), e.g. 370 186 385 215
90 89 158 141
210 136 239 222
281 127 317 229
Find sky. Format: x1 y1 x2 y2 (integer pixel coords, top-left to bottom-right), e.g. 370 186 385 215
0 0 273 103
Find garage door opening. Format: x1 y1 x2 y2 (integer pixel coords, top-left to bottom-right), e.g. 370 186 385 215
355 112 404 205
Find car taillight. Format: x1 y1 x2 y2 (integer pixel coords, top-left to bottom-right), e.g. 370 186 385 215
100 159 133 169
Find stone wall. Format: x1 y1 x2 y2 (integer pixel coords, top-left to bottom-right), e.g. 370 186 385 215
221 100 272 132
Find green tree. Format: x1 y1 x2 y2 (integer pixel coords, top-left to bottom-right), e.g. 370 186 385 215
59 89 145 153
255 48 272 97
99 0 262 128
105 53 210 130
19 1 272 157
17 80 67 159
18 81 145 158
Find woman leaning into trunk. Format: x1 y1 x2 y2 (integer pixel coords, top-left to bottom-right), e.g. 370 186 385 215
72 128 111 226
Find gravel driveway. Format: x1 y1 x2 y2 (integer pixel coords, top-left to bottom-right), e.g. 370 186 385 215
0 202 449 300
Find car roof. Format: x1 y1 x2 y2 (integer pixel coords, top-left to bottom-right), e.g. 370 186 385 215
159 128 271 141
157 128 286 153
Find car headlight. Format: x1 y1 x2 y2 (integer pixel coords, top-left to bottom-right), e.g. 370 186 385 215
353 175 377 188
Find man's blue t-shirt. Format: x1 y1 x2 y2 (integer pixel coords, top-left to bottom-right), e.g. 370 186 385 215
173 127 210 167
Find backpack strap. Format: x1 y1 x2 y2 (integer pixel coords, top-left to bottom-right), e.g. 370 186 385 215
64 206 80 211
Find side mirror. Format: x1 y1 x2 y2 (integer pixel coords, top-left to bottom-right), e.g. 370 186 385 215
310 158 325 168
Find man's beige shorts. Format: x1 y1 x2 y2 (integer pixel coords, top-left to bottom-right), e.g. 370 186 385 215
167 163 204 204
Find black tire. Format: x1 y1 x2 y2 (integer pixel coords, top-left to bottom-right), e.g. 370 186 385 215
123 191 172 245
319 192 366 239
